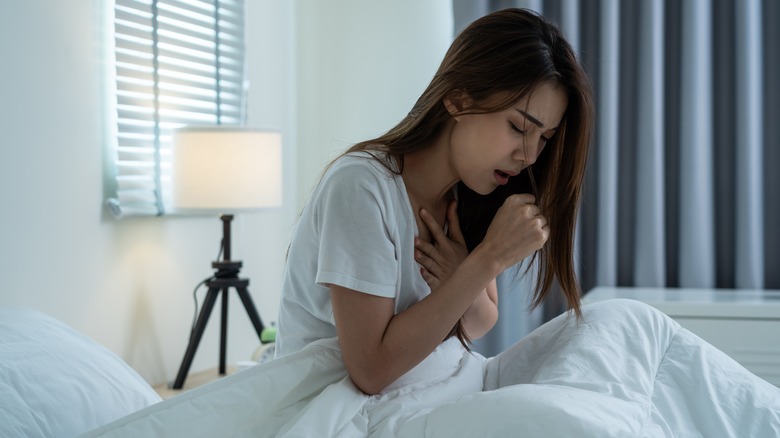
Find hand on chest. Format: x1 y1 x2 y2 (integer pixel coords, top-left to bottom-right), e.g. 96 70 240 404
411 201 448 244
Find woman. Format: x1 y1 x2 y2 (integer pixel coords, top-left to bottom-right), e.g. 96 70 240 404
275 8 779 437
276 6 589 379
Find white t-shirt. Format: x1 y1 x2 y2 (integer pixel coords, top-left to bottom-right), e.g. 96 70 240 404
275 151 431 356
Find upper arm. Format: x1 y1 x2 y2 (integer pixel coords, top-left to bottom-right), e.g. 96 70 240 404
330 284 395 392
314 162 398 295
461 279 499 341
487 278 498 305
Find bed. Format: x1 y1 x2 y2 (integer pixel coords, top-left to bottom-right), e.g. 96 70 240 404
0 308 161 438
3 300 779 437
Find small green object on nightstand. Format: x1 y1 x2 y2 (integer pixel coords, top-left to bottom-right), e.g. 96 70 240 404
261 325 276 344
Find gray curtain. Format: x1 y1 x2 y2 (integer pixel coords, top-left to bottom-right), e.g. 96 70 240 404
456 0 780 357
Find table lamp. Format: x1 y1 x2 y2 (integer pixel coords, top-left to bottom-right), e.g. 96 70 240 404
170 126 282 389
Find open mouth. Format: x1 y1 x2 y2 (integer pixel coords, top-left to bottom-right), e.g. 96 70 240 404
494 170 510 185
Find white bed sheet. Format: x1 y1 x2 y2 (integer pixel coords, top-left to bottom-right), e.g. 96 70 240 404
80 299 780 437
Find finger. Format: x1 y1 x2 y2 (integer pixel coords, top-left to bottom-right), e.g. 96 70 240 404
527 216 548 249
415 238 442 264
415 248 443 278
420 209 448 244
526 204 541 218
506 193 536 205
540 224 550 246
446 201 466 245
420 267 440 290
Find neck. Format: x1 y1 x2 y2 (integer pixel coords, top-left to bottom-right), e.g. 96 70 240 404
401 122 458 206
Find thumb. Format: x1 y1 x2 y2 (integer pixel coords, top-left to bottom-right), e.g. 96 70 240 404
447 200 466 245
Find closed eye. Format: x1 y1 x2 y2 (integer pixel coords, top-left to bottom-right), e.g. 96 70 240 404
509 122 525 135
512 121 552 143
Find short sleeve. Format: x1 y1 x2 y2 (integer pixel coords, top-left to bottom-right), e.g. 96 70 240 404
313 160 399 298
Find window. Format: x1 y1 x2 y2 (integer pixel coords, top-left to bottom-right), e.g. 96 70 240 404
106 0 247 217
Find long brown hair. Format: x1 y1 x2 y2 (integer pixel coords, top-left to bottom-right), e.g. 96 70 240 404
343 9 594 345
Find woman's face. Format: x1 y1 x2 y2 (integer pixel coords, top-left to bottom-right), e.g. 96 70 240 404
447 82 568 195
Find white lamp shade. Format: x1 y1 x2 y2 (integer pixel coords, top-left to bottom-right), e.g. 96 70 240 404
172 127 282 211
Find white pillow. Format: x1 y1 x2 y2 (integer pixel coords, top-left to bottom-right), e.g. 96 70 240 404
0 308 161 438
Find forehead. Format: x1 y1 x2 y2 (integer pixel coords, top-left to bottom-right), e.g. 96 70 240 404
478 83 568 128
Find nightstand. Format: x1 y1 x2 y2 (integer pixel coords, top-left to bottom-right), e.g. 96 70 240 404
583 287 780 387
154 365 237 399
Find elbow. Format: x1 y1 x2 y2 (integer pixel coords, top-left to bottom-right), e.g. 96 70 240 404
352 380 384 396
345 363 393 395
349 374 387 395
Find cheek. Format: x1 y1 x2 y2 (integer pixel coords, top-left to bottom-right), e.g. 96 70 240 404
462 116 502 147
451 115 509 166
451 121 480 157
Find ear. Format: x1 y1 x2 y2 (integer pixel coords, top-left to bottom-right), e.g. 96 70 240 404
444 90 472 119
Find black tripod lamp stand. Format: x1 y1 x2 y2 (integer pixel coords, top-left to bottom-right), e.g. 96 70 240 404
170 126 282 390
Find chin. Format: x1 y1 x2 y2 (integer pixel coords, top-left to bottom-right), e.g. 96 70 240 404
463 182 496 196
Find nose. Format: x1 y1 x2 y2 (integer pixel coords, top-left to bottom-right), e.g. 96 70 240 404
512 137 541 165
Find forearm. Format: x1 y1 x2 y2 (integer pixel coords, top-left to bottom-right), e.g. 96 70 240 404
334 248 502 394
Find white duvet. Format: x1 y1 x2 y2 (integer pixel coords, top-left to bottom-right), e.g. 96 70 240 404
81 299 780 437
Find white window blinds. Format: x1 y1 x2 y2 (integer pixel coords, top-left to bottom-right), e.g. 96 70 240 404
107 0 247 217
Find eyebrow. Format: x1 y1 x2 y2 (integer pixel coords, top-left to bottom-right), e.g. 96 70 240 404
515 109 558 131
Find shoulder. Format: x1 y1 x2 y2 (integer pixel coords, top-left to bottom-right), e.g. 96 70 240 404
306 151 406 239
320 151 399 191
328 151 397 177
308 152 404 226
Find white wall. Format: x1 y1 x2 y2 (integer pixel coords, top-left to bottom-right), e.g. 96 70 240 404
294 0 453 205
0 0 452 387
0 0 296 386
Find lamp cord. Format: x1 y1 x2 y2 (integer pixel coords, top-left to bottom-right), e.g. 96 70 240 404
190 275 215 336
189 237 226 335
215 237 224 262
